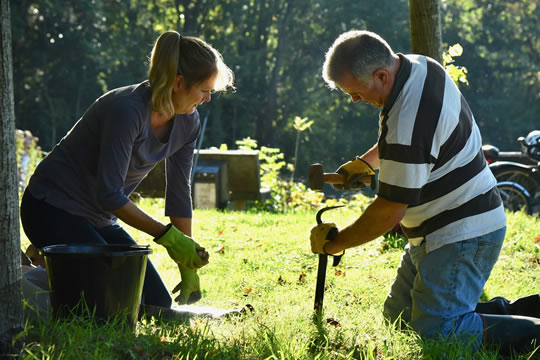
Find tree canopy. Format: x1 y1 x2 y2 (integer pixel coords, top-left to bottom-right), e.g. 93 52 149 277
10 0 539 180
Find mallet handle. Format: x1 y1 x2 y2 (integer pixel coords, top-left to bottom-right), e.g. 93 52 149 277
323 173 346 184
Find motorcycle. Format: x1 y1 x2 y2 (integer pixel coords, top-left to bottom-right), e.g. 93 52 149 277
484 130 540 215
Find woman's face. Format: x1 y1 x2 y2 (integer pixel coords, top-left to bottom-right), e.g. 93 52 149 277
172 73 217 114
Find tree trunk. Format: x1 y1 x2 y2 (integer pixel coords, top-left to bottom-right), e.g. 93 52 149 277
0 0 24 354
409 0 443 64
257 1 291 146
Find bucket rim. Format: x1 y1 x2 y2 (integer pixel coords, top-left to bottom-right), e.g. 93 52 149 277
41 244 153 256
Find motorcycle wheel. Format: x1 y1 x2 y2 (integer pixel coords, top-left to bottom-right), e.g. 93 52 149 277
490 165 539 196
496 181 532 215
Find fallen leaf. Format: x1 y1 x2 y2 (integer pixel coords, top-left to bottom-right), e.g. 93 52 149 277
335 270 345 276
277 275 287 285
534 237 540 243
240 304 255 314
326 318 341 327
297 273 307 284
216 246 225 254
243 288 256 296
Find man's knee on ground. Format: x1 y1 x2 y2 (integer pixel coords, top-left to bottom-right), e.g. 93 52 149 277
411 312 484 348
383 298 411 328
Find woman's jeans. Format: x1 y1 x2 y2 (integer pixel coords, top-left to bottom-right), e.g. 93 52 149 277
20 189 172 308
383 227 506 348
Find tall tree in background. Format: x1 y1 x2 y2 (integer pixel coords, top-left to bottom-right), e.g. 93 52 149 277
409 0 443 63
0 0 23 354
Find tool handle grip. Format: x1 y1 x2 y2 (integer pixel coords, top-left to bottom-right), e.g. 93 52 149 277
322 173 346 185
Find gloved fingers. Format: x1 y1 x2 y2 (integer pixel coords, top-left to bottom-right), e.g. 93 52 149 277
344 173 371 189
173 287 202 304
195 248 210 267
310 222 337 254
155 224 210 269
188 291 202 304
336 157 376 185
172 265 183 294
172 281 182 294
353 156 376 174
174 268 202 305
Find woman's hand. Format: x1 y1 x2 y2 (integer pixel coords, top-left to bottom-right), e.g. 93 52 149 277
154 224 209 269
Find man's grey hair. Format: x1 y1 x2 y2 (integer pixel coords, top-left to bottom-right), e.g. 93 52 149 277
322 30 395 89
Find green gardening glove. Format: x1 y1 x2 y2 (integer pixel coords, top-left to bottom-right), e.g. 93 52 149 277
334 156 377 190
154 224 209 269
172 266 202 305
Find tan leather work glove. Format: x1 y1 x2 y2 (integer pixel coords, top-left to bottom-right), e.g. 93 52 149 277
334 157 376 190
310 222 344 255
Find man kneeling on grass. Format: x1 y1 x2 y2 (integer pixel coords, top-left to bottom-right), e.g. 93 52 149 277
310 29 540 355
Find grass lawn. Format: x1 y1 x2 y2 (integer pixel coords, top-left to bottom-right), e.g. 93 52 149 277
18 198 540 359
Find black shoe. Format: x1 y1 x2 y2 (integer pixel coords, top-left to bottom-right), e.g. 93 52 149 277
476 295 540 318
481 313 540 355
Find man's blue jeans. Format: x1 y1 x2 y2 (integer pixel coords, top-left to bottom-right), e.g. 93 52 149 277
383 227 506 347
20 189 172 308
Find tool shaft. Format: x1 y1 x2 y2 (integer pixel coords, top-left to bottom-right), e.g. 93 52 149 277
314 254 328 312
313 205 345 314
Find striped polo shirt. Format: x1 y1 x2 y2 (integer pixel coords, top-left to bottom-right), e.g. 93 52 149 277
377 54 506 252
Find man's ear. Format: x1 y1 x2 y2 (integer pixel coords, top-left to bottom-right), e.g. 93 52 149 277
373 69 388 83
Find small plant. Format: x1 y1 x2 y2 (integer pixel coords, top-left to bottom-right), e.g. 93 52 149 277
232 137 376 213
380 227 408 252
443 44 469 86
16 129 43 194
290 116 313 183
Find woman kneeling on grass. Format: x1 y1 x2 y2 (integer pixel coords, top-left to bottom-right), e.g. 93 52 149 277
20 31 234 311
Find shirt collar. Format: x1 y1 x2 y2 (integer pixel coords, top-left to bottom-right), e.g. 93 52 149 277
381 53 412 117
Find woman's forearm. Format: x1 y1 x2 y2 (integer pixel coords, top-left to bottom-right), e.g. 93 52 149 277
113 201 166 237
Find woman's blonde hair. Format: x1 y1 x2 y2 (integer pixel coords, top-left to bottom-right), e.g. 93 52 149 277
148 31 234 115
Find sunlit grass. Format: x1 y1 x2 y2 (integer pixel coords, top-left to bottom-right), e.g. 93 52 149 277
18 200 540 359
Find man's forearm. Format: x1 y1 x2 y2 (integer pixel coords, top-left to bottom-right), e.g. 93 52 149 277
325 196 407 254
360 144 380 170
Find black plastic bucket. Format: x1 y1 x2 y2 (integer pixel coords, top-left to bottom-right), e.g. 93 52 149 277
41 244 152 327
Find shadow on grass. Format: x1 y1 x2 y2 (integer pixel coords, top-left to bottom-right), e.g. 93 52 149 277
17 301 245 360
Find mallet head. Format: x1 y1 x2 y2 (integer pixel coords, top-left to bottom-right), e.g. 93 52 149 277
309 163 324 190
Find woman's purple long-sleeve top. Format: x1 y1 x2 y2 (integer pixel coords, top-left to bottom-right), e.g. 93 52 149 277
28 81 200 228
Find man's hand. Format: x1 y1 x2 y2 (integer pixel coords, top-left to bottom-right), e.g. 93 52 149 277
334 157 376 190
154 224 209 269
172 266 202 304
310 222 343 255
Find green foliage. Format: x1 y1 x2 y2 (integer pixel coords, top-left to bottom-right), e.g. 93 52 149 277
15 129 43 194
232 138 373 213
381 230 409 252
18 207 540 359
292 116 314 133
10 0 539 181
443 44 469 86
442 0 539 149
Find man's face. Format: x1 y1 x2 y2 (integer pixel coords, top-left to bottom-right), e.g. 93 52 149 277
337 71 386 108
172 73 217 114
